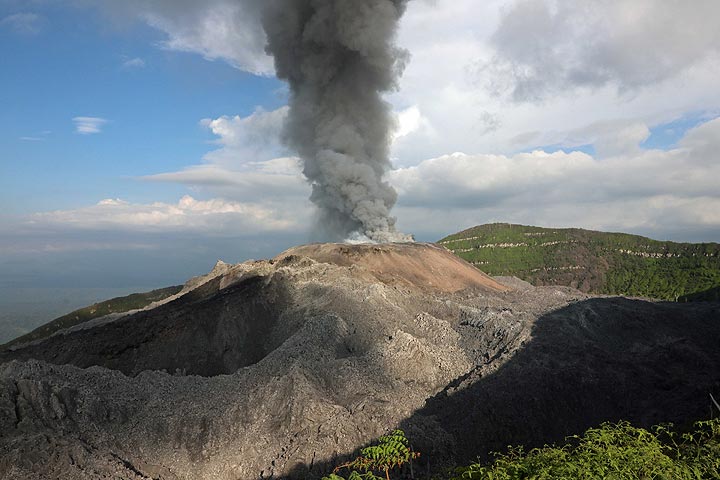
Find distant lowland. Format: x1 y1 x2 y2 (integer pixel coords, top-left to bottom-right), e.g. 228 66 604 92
1 285 182 348
439 223 720 302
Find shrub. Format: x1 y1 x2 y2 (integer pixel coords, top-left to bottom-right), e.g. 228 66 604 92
324 429 420 480
451 418 720 480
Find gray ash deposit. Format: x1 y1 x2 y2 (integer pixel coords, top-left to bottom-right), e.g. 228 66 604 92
1 242 719 479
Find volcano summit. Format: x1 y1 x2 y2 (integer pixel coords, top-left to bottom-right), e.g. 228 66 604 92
1 242 719 479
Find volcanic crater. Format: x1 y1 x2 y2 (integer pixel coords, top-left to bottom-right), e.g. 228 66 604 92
0 242 718 479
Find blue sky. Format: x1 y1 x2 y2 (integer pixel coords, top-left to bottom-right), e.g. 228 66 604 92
1 5 286 214
1 0 720 334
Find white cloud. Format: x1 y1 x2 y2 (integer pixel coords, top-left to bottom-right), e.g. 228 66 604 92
86 0 272 74
29 195 298 234
142 157 309 202
483 0 720 102
11 117 720 249
96 198 129 206
390 117 720 241
200 106 289 165
394 106 422 140
121 57 145 68
139 115 720 243
19 130 51 142
0 13 43 35
73 117 108 135
388 0 720 163
517 119 652 159
18 0 717 247
75 1 720 165
138 107 310 205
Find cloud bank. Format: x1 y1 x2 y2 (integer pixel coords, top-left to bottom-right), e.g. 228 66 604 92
390 117 720 240
29 195 296 234
28 115 711 246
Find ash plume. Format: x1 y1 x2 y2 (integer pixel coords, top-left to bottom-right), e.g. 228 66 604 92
261 0 413 243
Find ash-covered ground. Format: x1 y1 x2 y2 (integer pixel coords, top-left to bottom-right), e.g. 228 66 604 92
1 242 718 479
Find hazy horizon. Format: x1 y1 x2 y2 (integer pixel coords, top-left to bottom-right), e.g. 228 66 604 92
3 222 719 344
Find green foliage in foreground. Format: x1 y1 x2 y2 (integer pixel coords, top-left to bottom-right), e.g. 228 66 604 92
324 429 420 480
451 419 720 480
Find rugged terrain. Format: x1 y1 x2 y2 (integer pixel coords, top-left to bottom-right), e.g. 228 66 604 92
0 242 719 479
440 223 720 300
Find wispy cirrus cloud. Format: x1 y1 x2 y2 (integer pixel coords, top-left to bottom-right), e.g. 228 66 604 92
19 130 51 142
73 116 108 135
121 57 145 68
0 13 44 35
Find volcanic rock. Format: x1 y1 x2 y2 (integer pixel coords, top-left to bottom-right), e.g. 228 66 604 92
0 242 718 479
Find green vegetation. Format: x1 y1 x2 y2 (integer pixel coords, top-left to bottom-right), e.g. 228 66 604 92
439 223 720 301
451 419 720 480
323 420 720 480
1 285 182 349
324 430 420 480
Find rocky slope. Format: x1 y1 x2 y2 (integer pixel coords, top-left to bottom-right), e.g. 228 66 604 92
439 223 720 300
0 242 718 479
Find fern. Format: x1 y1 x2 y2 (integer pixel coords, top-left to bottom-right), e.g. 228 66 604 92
325 429 420 480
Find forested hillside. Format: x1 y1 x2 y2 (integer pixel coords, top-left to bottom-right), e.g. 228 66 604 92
439 223 720 300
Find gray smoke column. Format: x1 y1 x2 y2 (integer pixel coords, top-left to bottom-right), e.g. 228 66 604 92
261 0 413 243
